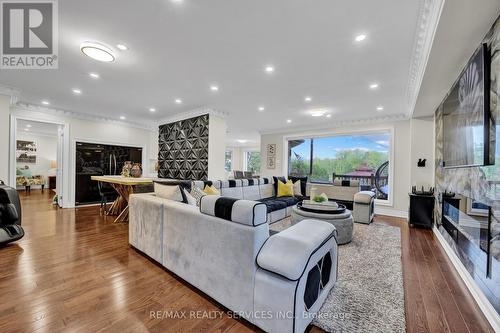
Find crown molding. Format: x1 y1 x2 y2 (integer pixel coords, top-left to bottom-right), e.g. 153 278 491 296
13 103 156 131
0 84 21 105
259 113 410 135
157 107 228 126
405 0 444 118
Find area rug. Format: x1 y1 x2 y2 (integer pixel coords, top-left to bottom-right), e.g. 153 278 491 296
270 220 406 333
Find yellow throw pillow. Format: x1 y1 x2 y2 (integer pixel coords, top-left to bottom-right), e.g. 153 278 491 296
277 179 294 197
203 184 220 195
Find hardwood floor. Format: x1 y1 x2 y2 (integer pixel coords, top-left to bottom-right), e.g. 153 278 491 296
0 190 494 333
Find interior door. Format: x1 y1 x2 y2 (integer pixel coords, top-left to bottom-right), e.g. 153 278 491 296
56 126 64 208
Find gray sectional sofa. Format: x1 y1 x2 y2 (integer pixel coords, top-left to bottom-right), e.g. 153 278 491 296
129 177 339 333
192 178 303 224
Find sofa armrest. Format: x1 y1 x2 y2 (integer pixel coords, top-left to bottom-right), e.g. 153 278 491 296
256 219 337 280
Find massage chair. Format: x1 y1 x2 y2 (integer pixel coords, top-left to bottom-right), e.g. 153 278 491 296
0 181 25 246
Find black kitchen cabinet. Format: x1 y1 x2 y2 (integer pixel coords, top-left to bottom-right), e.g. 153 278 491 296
75 142 143 205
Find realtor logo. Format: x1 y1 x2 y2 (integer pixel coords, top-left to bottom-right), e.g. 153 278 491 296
1 0 58 69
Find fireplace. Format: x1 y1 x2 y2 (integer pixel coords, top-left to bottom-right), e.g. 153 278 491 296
442 195 492 277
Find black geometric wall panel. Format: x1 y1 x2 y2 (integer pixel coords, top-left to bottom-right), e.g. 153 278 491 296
158 114 209 180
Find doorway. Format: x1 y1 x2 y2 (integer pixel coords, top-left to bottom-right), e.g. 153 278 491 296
9 115 69 208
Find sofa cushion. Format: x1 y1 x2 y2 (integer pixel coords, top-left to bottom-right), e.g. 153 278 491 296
200 195 267 226
155 179 192 192
277 179 294 197
154 183 186 203
258 197 288 213
190 186 206 206
273 176 287 194
274 196 300 207
289 176 308 196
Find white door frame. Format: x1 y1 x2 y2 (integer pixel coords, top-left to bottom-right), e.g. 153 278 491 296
9 114 71 207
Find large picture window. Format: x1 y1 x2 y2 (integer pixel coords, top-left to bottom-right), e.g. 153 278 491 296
244 151 261 173
225 150 233 172
288 131 391 201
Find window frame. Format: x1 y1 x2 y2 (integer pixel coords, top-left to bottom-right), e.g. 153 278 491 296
284 127 395 207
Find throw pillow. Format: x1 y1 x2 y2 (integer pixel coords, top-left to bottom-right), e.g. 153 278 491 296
154 183 184 202
203 184 220 195
190 186 206 206
289 176 308 196
272 176 287 195
292 180 303 196
277 179 294 197
183 188 197 206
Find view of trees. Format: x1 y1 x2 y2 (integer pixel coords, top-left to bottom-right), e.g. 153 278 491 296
290 148 389 182
246 151 261 173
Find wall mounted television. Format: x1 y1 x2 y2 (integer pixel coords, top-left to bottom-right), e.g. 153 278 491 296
442 43 493 168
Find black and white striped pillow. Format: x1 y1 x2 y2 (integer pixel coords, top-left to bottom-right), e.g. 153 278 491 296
190 186 206 206
200 196 267 226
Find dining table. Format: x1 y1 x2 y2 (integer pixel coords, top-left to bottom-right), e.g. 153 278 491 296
91 176 154 223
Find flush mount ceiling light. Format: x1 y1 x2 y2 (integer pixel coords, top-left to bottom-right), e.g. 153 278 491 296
149 107 156 112
26 124 32 128
24 128 29 131
377 106 384 111
369 83 379 89
210 85 219 92
120 116 126 120
304 96 312 103
80 41 115 62
258 106 265 112
41 100 50 105
265 65 275 73
175 98 182 104
237 139 248 143
89 72 100 79
355 34 367 42
116 44 128 51
310 110 326 117
72 88 82 94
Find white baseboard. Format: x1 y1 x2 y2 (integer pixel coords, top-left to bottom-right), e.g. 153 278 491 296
374 206 408 219
433 226 500 332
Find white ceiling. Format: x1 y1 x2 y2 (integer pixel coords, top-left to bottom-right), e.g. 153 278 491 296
413 0 500 118
1 0 424 142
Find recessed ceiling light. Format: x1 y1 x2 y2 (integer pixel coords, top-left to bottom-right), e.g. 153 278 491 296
26 124 32 128
311 110 326 117
72 88 82 94
237 139 248 143
286 119 292 124
149 107 156 112
377 106 384 111
326 114 332 118
24 128 29 131
120 116 126 120
175 99 182 104
265 65 275 73
116 44 128 51
355 34 367 42
304 96 312 103
41 100 50 105
89 73 100 79
258 106 265 112
369 83 379 89
80 41 115 62
210 85 219 92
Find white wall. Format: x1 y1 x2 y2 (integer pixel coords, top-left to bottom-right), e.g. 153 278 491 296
16 132 57 185
208 115 227 180
260 120 413 216
10 106 156 207
0 95 9 183
409 117 435 188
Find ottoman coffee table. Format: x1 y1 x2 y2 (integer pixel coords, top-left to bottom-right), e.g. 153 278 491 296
291 202 353 244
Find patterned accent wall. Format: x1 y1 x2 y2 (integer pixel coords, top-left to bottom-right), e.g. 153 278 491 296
434 15 500 314
158 114 209 180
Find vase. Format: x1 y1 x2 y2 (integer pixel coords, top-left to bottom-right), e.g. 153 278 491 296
130 163 142 178
121 161 132 177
